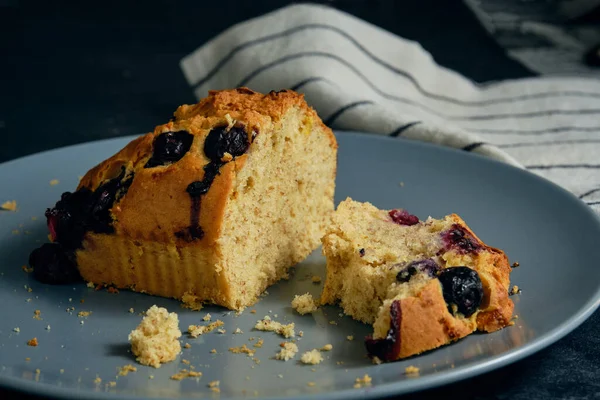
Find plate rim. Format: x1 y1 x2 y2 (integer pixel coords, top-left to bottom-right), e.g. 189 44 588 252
1 131 599 400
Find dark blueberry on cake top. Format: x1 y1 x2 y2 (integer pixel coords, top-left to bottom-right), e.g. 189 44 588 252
204 126 249 162
144 130 194 168
438 266 483 317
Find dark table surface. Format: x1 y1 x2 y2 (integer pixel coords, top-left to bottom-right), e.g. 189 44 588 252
2 1 599 399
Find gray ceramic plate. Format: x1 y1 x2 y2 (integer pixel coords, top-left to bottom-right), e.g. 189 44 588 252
1 132 599 400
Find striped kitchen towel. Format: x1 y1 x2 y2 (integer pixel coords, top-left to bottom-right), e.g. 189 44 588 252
180 3 600 211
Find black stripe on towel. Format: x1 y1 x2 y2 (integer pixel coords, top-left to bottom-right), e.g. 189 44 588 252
290 77 330 91
498 139 600 148
527 164 600 170
579 188 600 199
324 101 374 126
468 126 600 135
388 121 421 137
449 109 600 122
462 142 486 152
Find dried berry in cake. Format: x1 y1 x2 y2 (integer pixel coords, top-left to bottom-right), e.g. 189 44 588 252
29 88 337 310
321 198 513 361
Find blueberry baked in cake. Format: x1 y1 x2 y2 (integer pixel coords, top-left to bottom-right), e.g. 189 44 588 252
320 198 513 361
29 88 337 310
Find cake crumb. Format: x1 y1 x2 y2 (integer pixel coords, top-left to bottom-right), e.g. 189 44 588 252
291 293 318 315
307 382 316 387
253 339 264 348
217 328 226 334
182 359 190 365
300 349 323 365
78 311 92 318
509 285 521 296
210 349 217 354
298 330 304 337
405 366 420 375
118 364 137 376
372 356 383 365
25 357 30 362
181 292 203 311
94 376 102 385
45 325 51 330
234 328 243 334
86 282 95 288
202 313 212 322
208 380 220 393
275 342 298 361
149 375 154 379
128 305 182 368
129 308 134 314
254 316 295 338
512 262 520 268
320 344 333 351
1 200 17 211
59 369 64 374
346 335 354 341
49 179 60 186
107 287 119 294
13 327 20 333
188 320 224 338
329 320 337 325
184 343 191 349
107 381 116 388
33 310 42 320
229 344 255 357
311 276 322 284
354 374 372 388
250 309 256 314
170 369 202 381
21 265 33 273
27 337 38 347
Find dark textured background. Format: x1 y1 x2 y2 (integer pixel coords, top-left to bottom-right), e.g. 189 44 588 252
1 1 598 399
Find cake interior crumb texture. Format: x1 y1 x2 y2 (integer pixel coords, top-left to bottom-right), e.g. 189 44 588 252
321 198 513 360
291 293 318 315
128 305 182 368
275 342 299 361
254 316 295 338
73 88 337 311
300 349 323 365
